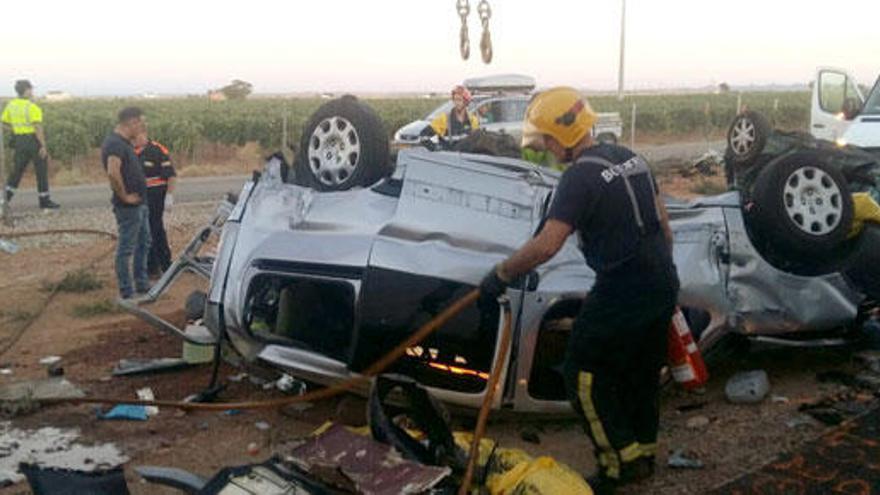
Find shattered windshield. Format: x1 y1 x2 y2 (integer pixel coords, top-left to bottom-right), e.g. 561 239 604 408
863 77 880 115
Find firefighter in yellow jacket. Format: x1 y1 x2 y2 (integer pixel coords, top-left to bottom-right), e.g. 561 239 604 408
1 80 60 210
420 85 479 143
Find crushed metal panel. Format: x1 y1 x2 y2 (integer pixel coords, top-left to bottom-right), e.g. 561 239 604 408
668 206 731 329
372 153 540 284
724 209 860 334
287 424 450 495
20 464 130 495
112 358 191 376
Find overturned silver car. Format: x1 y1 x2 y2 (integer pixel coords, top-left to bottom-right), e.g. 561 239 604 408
137 97 880 414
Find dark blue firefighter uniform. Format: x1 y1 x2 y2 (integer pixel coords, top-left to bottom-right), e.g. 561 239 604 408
135 140 176 276
547 143 679 483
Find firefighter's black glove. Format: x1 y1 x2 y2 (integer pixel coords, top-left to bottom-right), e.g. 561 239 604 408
478 264 509 313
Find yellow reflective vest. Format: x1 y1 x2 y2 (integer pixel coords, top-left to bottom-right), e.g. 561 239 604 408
430 110 479 138
1 98 43 135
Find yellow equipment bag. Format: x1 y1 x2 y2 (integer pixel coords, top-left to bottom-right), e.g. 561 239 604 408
453 432 593 494
486 456 594 495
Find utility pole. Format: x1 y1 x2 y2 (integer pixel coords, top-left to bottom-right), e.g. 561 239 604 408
617 0 626 101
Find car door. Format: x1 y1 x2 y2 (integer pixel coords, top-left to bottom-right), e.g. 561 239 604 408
811 67 864 141
364 151 543 410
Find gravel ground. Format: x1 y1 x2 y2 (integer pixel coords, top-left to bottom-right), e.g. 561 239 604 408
0 201 219 251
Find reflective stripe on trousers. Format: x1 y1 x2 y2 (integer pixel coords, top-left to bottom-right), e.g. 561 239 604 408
577 371 643 479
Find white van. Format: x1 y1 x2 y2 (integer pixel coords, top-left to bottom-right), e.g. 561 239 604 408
811 67 880 151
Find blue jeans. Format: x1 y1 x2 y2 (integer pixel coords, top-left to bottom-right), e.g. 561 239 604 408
114 204 151 298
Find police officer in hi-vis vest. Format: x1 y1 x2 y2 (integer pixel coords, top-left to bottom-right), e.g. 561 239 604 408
1 80 60 210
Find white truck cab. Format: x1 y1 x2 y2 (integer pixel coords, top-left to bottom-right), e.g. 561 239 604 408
811 67 880 151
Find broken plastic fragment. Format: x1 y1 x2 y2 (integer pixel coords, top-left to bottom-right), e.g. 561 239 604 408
725 370 770 404
0 239 19 255
38 356 62 366
667 449 704 469
276 374 306 395
98 405 148 421
137 388 159 417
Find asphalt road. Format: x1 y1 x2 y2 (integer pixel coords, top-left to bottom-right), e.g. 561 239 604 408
10 175 250 212
7 140 725 212
637 139 724 164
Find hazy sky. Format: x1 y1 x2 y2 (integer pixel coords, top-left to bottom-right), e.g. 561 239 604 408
2 0 878 96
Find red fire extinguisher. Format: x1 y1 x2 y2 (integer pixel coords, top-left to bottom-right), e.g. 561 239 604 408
667 307 709 390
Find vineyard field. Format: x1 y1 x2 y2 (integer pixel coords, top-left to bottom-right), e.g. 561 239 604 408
4 91 810 164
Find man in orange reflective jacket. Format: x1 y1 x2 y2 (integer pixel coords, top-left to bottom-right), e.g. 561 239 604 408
133 133 176 277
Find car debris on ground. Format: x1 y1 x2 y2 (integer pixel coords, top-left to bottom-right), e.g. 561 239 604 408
275 373 307 395
686 415 711 429
97 404 148 421
137 387 159 417
799 390 877 426
182 323 216 364
0 238 19 254
289 423 452 494
668 449 705 469
20 463 130 495
784 414 816 429
519 426 541 444
691 150 724 177
725 370 770 404
0 423 127 486
111 357 191 376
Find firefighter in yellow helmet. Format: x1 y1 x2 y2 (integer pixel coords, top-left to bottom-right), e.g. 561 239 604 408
420 85 479 144
1 80 60 210
479 87 678 494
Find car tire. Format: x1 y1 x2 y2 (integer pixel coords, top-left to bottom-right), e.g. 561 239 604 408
294 95 391 191
751 150 854 260
596 132 618 145
726 110 771 166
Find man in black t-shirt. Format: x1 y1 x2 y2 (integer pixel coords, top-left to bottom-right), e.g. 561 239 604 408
480 87 679 494
101 107 150 300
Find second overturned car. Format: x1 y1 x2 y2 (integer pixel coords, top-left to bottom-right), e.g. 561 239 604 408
199 96 880 414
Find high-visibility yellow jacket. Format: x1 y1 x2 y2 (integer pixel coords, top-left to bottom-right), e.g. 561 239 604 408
849 192 880 238
430 110 479 138
1 98 43 135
